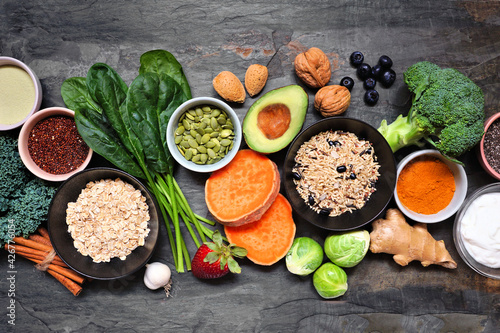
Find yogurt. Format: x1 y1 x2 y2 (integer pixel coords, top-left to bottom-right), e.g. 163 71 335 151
460 193 500 268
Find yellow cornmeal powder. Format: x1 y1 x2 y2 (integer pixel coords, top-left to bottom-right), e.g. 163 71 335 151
0 65 36 125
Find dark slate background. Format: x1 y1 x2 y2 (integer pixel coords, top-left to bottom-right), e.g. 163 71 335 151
1 1 499 332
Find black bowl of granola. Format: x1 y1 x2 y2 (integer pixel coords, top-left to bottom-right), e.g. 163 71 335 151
47 167 160 280
283 117 397 231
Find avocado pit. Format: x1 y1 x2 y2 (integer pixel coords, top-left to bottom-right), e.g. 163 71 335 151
257 103 291 140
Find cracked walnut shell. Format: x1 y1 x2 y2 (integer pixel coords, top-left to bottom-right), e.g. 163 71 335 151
294 47 331 88
314 85 351 117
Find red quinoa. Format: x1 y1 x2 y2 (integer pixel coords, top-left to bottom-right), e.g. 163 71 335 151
28 115 89 175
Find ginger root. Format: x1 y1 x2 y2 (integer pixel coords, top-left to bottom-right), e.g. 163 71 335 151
370 209 457 269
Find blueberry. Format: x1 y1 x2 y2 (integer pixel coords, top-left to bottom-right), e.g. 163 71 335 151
363 77 376 90
378 55 393 68
380 69 396 88
357 63 372 80
364 89 379 106
349 51 364 67
371 64 383 79
339 76 354 91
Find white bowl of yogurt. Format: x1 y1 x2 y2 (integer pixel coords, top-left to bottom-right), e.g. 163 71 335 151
453 183 500 279
0 57 43 131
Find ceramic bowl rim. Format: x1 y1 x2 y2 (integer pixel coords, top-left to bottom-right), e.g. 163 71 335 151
479 112 500 180
18 106 93 182
0 56 43 131
166 96 242 173
394 149 467 223
453 182 500 280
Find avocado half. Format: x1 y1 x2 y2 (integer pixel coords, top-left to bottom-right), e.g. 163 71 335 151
242 85 308 154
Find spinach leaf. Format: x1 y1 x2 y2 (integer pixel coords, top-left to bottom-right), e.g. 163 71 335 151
126 72 172 174
86 64 145 162
86 63 128 103
74 108 145 179
139 50 192 100
156 73 188 156
61 77 102 114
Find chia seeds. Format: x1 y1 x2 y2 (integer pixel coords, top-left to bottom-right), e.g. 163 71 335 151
484 118 500 174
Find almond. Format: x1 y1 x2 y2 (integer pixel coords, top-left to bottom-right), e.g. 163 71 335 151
244 64 268 97
213 71 246 103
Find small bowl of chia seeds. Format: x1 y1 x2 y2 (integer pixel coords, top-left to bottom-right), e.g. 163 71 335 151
166 97 242 173
479 112 500 181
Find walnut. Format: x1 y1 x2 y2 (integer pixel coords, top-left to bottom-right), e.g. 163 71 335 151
294 47 331 88
314 85 351 117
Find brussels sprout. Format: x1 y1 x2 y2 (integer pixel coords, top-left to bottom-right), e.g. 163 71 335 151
324 230 370 268
313 262 348 299
286 237 324 276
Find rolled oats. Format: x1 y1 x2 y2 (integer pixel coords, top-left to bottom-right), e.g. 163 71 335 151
66 178 150 263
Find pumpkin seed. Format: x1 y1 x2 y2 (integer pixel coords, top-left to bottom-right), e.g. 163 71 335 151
210 117 219 130
201 133 211 144
220 139 232 147
175 126 185 135
184 149 193 160
220 129 232 138
175 105 236 165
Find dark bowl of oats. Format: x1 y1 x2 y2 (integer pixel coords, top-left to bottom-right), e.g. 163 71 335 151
47 167 160 280
283 117 397 231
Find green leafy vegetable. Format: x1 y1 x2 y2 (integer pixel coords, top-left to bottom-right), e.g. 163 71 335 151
0 134 57 246
61 50 215 273
139 49 192 100
378 61 485 164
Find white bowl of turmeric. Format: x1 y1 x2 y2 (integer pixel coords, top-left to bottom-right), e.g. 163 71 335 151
394 149 467 223
0 57 42 131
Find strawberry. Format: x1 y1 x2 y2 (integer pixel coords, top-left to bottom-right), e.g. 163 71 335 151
191 230 247 279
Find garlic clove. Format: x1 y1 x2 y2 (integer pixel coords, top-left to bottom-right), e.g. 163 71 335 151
144 262 172 290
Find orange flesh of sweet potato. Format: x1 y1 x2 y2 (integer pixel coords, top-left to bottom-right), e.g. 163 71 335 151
224 193 296 266
205 149 280 226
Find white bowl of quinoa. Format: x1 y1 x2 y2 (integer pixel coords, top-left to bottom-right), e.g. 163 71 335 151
283 117 397 231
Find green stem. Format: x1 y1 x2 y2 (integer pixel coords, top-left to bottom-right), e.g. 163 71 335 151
171 176 207 243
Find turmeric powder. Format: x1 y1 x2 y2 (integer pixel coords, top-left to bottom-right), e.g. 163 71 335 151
396 156 455 215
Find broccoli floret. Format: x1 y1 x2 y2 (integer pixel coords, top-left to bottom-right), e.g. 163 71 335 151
378 61 485 162
0 134 57 245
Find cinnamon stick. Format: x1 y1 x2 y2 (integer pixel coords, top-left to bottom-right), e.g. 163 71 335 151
47 270 82 296
37 227 50 240
16 251 67 267
28 234 53 248
22 256 85 284
4 244 65 266
12 237 52 252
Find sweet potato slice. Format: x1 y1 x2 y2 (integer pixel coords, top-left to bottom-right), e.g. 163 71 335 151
205 149 280 226
224 193 296 266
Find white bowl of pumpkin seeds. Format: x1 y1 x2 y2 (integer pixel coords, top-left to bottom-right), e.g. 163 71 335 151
167 97 242 173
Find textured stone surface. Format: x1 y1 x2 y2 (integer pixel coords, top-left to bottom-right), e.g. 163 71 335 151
1 0 499 332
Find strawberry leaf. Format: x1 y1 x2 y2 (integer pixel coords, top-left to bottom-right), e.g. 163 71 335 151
205 242 219 252
227 257 241 274
219 256 228 270
204 252 220 264
229 245 248 258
